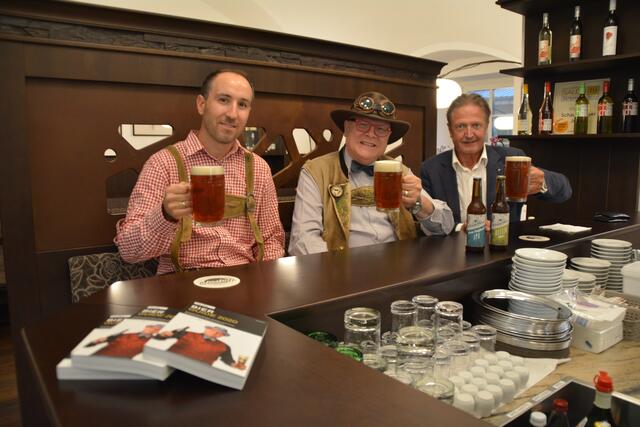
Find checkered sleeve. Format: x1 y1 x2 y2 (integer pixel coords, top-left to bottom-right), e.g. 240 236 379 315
115 151 179 263
253 155 285 260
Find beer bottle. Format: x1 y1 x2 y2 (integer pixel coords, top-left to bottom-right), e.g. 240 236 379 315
490 176 509 251
466 177 487 252
578 371 617 427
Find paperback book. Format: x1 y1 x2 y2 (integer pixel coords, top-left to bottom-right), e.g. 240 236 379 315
69 307 177 380
143 301 267 390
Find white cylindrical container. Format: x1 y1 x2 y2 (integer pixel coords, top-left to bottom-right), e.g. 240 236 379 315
453 392 475 415
499 378 516 403
485 384 504 406
475 390 495 418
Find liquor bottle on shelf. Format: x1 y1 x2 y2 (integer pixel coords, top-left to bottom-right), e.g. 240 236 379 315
603 0 618 56
517 84 532 135
547 398 571 427
622 78 638 133
569 5 582 61
489 176 509 251
574 82 589 135
597 81 614 134
578 371 617 427
538 12 552 65
539 81 553 135
465 177 486 253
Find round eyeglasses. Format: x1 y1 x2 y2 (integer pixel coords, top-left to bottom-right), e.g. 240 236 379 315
353 95 396 117
351 119 392 137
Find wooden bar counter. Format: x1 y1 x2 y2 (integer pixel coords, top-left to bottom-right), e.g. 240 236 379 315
20 217 640 426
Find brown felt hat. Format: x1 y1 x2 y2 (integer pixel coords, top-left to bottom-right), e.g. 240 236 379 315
330 91 411 142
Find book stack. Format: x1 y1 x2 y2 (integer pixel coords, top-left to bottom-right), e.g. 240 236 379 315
58 302 267 390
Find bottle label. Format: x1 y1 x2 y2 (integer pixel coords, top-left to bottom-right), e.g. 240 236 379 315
490 213 509 246
623 101 638 116
603 26 618 56
570 35 581 58
538 40 550 63
598 103 613 117
518 119 529 133
467 214 486 248
575 104 588 117
542 118 552 131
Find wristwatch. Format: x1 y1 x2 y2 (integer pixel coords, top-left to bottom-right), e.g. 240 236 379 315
411 197 423 216
540 179 548 194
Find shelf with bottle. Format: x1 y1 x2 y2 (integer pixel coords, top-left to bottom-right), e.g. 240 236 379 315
501 53 640 79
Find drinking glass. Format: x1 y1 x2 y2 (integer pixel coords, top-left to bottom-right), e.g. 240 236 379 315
411 295 439 324
396 326 434 364
505 156 531 202
471 325 497 353
382 300 417 344
459 331 481 363
191 165 225 226
374 160 402 212
444 339 470 376
417 376 455 404
432 347 451 379
434 301 463 343
343 307 380 350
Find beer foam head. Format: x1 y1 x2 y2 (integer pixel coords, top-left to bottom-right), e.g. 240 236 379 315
374 160 402 173
191 165 224 176
505 156 531 163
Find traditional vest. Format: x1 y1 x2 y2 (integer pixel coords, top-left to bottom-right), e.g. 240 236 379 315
303 151 416 251
166 145 264 272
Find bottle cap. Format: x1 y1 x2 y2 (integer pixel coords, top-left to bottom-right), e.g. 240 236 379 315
553 398 568 412
594 371 614 393
529 411 547 427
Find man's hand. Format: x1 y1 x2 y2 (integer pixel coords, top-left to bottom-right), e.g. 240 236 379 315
528 166 546 195
163 182 192 221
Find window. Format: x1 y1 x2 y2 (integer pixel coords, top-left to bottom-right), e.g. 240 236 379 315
471 87 514 141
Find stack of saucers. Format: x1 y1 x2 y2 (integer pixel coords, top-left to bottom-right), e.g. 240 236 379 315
590 239 633 292
509 248 567 318
570 257 611 289
573 270 597 293
562 269 580 289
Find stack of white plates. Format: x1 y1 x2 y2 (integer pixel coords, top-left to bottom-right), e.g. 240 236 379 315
573 270 597 293
570 257 611 289
562 269 580 289
590 239 633 292
509 248 567 317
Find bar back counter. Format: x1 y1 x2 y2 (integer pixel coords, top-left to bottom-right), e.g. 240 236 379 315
21 217 640 426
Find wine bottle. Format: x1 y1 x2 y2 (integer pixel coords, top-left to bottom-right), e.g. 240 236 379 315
622 78 638 133
578 371 617 427
539 81 553 135
574 82 589 135
597 81 614 134
538 12 552 65
603 0 618 56
547 398 571 427
570 6 582 61
517 84 532 135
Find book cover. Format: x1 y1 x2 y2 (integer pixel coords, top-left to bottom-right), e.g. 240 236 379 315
143 301 267 390
552 79 607 134
69 308 177 380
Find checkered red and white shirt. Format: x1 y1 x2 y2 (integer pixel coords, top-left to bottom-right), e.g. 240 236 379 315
115 131 285 274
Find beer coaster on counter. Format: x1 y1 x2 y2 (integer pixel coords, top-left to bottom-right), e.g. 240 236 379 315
519 235 550 242
193 275 240 289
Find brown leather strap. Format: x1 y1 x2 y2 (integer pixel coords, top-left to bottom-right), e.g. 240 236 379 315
244 152 264 261
166 145 191 272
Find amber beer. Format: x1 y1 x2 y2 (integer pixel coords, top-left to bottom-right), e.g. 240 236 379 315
191 165 225 226
505 156 531 202
374 160 402 211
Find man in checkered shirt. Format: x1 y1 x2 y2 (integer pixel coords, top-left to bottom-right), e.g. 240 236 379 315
116 70 285 274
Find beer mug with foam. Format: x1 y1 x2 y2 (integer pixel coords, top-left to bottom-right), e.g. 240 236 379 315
504 156 531 203
191 165 225 226
374 160 402 212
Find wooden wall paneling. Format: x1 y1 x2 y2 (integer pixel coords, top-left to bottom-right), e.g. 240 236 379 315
607 145 640 214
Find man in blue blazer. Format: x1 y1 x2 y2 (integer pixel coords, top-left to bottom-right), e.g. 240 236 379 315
421 93 572 227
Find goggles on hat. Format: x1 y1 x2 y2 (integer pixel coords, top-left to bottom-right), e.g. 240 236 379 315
353 94 396 117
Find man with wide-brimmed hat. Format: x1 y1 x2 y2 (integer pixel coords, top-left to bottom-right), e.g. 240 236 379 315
288 91 454 256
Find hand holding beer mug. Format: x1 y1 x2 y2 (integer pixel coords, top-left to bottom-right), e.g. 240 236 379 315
374 160 402 212
191 165 225 226
504 156 531 203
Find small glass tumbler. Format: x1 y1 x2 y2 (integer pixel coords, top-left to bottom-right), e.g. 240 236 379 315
417 376 455 404
344 307 381 351
396 326 434 364
471 324 497 353
379 344 399 374
434 301 463 340
399 358 431 387
411 295 439 323
432 347 451 379
443 339 470 376
436 325 458 346
391 300 418 332
459 331 481 363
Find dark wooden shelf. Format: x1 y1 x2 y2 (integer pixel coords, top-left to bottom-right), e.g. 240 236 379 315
497 0 587 16
498 133 640 143
501 53 640 78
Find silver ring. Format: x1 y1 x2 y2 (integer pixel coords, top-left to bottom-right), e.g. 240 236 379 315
182 201 187 209
403 190 409 197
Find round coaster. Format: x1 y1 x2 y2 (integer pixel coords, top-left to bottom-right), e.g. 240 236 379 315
193 275 240 289
518 235 550 242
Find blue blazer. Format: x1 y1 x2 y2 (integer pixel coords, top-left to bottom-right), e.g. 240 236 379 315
420 145 572 225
